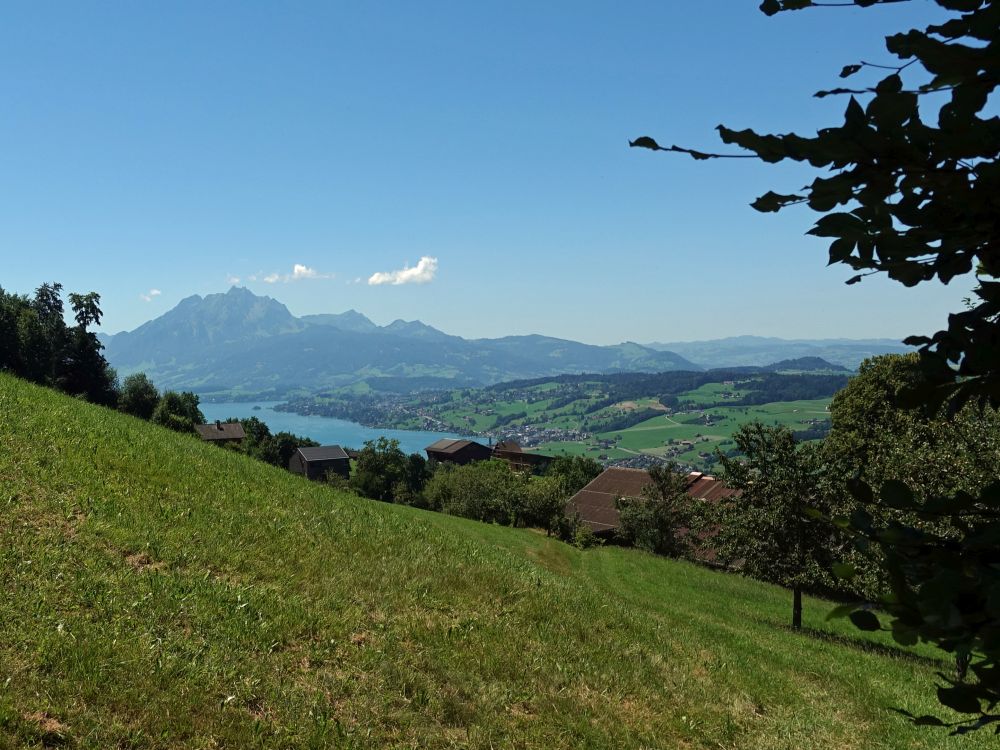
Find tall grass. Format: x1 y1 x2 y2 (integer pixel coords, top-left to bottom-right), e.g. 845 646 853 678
0 374 986 748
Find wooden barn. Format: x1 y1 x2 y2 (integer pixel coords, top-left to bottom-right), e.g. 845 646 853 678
565 467 739 538
194 420 246 445
492 441 552 474
425 438 493 465
289 445 350 481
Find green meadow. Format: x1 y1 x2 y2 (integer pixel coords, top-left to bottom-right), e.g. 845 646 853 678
534 398 831 467
0 374 978 749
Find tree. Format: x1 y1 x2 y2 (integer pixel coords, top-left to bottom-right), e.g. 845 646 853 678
1 282 117 405
632 0 1000 729
350 437 411 502
232 417 318 468
423 459 539 526
615 463 696 559
522 475 570 535
152 391 204 433
712 424 839 629
821 354 1000 600
546 455 603 495
633 0 999 406
118 373 161 420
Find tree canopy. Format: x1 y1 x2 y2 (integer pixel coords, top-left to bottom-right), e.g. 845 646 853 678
0 282 118 406
632 0 1000 731
712 424 838 628
632 0 1000 408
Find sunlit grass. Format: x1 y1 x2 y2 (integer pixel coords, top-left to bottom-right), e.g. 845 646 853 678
0 374 984 748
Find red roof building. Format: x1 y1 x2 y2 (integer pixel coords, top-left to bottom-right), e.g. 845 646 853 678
565 467 739 537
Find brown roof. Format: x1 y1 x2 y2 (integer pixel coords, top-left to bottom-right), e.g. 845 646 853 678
426 438 488 454
565 468 739 534
494 440 521 452
297 445 349 462
194 421 246 441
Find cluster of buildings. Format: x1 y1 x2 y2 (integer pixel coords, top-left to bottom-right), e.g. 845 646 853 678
192 421 556 483
193 420 350 481
193 420 737 543
424 438 553 473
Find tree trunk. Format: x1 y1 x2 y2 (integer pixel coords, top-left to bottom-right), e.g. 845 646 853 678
792 587 802 630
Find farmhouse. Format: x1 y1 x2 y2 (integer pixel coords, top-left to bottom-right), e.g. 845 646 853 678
492 440 552 473
194 420 246 445
425 438 493 465
289 445 350 481
565 467 738 538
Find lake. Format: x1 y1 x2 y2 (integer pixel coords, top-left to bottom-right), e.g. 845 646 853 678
198 401 467 456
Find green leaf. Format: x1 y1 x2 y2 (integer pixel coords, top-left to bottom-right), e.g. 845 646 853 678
879 480 916 510
849 610 881 631
759 0 781 15
832 562 857 580
752 191 804 213
807 212 865 239
875 74 903 94
846 478 873 504
629 136 662 150
803 506 826 520
839 64 862 79
827 237 856 265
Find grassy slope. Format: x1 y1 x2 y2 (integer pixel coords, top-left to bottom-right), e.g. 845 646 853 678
536 398 831 465
0 375 984 749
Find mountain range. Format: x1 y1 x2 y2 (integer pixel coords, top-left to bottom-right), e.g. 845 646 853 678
101 288 699 396
100 288 912 397
646 335 913 370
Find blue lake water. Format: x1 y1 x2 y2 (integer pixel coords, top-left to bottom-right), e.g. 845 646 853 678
198 401 467 456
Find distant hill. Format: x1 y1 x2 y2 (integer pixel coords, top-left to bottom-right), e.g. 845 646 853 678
763 357 851 373
647 335 912 370
102 287 700 395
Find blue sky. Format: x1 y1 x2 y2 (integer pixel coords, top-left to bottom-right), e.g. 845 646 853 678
1 1 972 344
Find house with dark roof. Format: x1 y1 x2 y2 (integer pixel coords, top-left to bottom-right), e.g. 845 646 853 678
565 467 739 538
425 438 493 465
194 420 246 445
289 445 350 481
492 441 552 474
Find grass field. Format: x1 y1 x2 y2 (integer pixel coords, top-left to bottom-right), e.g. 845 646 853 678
0 374 979 749
534 398 832 468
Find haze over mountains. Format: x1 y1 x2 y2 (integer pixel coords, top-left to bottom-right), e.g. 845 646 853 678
100 288 909 396
647 336 912 370
101 288 698 395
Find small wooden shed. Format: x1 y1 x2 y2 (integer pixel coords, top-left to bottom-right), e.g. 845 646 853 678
194 420 246 445
289 445 350 481
425 438 493 465
492 441 552 473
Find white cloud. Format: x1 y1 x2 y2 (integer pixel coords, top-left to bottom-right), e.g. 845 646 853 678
227 275 241 285
291 263 317 280
368 256 438 286
139 288 162 302
260 264 332 284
